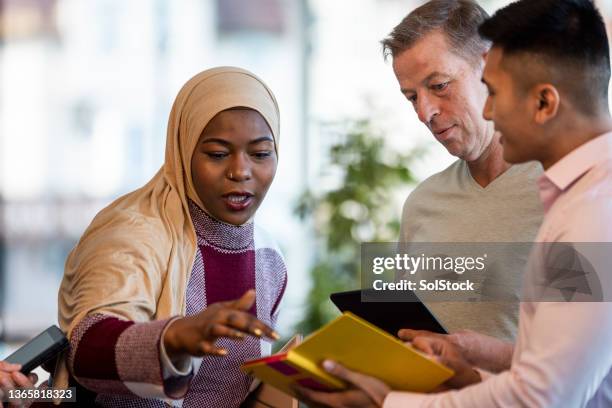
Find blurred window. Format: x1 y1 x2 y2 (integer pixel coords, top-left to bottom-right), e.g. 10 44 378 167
216 0 284 35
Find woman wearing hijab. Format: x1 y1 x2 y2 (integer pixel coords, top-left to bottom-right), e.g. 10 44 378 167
55 67 287 407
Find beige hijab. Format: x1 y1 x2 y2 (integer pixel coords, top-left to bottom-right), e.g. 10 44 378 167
54 66 280 392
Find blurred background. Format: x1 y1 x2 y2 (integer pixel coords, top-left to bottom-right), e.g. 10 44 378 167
1 0 611 358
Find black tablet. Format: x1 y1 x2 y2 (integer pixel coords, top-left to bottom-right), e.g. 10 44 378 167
329 289 448 337
4 325 69 374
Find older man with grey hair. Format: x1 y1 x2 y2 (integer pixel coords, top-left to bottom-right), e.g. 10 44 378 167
381 0 543 372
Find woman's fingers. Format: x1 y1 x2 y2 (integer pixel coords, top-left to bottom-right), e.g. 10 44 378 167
189 291 280 354
10 371 35 388
231 289 257 311
210 290 279 339
209 323 246 340
0 374 17 397
232 290 280 338
198 341 228 357
28 373 38 385
0 373 16 387
220 309 279 340
213 289 255 313
0 361 20 372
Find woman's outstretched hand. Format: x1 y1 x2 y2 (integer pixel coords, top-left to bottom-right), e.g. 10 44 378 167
163 289 279 358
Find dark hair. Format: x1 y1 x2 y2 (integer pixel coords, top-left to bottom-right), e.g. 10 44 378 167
479 0 610 115
381 0 490 66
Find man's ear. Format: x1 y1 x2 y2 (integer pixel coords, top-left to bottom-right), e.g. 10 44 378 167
480 51 489 70
533 84 560 125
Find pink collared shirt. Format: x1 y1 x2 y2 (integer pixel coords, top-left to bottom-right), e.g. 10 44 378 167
384 132 612 407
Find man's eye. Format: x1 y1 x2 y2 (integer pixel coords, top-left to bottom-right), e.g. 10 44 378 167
253 151 273 159
407 95 417 103
205 152 228 159
432 82 449 91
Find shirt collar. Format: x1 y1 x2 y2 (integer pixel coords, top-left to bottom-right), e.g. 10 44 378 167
543 131 612 191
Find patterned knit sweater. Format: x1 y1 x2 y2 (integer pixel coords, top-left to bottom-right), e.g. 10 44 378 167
66 201 287 407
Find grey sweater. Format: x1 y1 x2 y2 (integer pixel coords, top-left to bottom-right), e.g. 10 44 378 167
400 160 544 341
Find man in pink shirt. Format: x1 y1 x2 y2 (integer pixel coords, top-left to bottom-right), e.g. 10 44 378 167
295 0 612 406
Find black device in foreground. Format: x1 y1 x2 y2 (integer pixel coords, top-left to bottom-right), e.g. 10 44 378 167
4 325 69 374
330 289 448 337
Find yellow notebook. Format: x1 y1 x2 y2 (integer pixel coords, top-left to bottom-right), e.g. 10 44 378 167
241 312 453 397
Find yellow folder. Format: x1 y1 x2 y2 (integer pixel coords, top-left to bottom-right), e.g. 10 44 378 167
241 312 453 397
241 335 302 408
